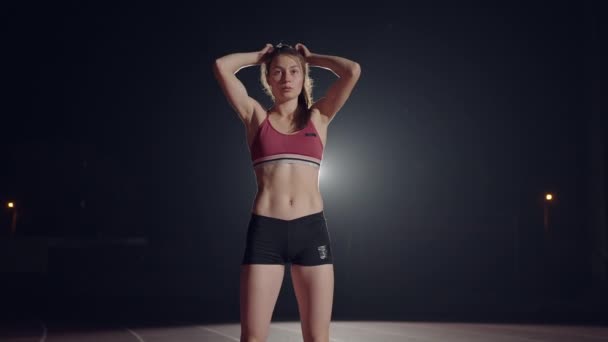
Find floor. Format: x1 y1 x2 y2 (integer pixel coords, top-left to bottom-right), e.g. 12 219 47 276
2 320 608 341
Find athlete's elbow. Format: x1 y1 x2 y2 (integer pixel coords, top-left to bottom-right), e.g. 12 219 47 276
213 59 224 75
349 63 361 78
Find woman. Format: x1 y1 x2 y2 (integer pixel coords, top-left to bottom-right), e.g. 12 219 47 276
212 42 360 342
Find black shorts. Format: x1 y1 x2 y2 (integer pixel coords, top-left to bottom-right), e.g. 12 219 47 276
241 211 333 266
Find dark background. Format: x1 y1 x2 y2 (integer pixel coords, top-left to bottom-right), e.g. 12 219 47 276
2 0 606 325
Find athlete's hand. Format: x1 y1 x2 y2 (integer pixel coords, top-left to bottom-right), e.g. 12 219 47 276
295 43 311 59
256 43 274 64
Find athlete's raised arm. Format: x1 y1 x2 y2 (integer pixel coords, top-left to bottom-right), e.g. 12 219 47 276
212 44 273 125
297 43 361 124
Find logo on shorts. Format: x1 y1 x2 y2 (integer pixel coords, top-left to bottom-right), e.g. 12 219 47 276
317 245 328 260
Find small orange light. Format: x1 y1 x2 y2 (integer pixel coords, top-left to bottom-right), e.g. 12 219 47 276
7 202 14 208
545 194 553 201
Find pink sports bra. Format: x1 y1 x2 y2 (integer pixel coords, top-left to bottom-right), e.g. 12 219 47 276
249 113 324 169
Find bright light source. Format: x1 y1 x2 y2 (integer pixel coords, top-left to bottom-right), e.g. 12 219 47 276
7 202 14 208
545 194 553 201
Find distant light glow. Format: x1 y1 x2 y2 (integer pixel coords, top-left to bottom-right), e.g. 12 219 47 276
7 202 14 208
545 193 553 201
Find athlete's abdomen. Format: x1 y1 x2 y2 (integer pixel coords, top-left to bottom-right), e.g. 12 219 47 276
251 163 323 220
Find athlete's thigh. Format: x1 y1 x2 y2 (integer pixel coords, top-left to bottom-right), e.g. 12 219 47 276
240 264 285 339
290 264 334 339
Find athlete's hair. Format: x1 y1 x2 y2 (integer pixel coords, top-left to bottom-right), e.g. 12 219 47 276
260 43 314 131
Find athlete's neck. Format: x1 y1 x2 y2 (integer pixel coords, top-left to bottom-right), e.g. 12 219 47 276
270 99 299 120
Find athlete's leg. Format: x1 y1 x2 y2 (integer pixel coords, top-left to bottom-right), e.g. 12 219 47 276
290 264 334 342
240 264 285 342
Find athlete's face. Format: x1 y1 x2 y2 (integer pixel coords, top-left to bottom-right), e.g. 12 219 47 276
267 54 304 101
